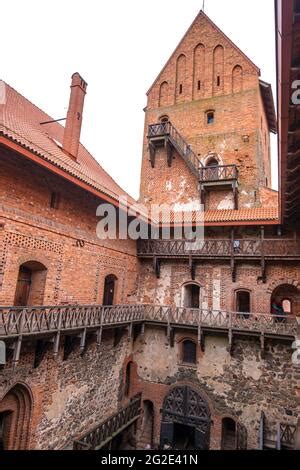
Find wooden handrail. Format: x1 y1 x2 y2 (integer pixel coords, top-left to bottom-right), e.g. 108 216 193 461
137 239 300 258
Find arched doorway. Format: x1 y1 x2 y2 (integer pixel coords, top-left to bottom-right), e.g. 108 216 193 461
14 261 47 306
103 274 117 306
182 283 201 309
0 383 32 449
236 290 251 318
271 284 300 317
160 386 211 450
140 400 154 448
221 418 237 450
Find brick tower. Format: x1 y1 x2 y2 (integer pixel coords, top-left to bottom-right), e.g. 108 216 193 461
139 11 277 212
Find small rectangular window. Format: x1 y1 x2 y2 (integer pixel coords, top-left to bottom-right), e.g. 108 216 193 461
197 80 201 91
179 84 183 94
207 112 214 124
50 192 60 209
217 76 221 86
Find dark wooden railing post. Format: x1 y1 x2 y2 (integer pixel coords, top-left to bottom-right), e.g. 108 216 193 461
260 226 266 283
53 307 63 359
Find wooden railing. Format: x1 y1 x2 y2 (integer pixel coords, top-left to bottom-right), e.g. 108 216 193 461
73 393 142 450
262 419 297 450
148 122 202 175
0 305 296 340
145 306 297 337
137 239 300 258
0 304 145 337
199 164 238 183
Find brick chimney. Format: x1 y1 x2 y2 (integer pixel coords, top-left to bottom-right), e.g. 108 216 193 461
63 72 87 160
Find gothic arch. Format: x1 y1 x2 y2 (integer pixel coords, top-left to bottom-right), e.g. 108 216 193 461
0 383 33 449
175 54 187 102
213 45 224 95
193 43 205 98
232 65 243 93
159 81 169 107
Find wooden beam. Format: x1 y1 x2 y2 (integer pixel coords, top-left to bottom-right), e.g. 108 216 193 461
166 140 173 167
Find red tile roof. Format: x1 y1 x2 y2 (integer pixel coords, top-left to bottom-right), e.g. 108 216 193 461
160 207 279 225
0 81 137 207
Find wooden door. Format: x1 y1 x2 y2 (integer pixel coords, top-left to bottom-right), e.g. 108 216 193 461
14 267 31 306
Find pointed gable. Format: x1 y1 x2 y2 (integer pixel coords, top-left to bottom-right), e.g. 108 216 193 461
147 10 260 107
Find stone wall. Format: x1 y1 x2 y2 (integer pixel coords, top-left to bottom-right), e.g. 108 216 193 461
129 327 300 449
0 330 131 449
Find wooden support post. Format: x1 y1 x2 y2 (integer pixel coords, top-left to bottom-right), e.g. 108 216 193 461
53 332 61 358
260 332 265 358
166 140 173 167
153 257 161 279
12 336 22 370
228 329 233 355
53 307 63 359
233 182 238 210
149 143 156 168
231 228 236 282
260 226 266 283
97 327 103 347
128 322 133 342
276 423 282 450
200 185 205 207
80 328 87 355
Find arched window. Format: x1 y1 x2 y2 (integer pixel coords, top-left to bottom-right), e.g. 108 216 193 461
182 340 197 364
182 283 200 308
221 418 237 450
282 299 292 314
103 274 117 306
125 362 133 396
236 290 251 315
159 115 169 123
14 261 47 306
206 156 219 167
271 284 300 317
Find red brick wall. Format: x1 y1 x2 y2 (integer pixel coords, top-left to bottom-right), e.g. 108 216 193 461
0 148 139 306
140 13 272 210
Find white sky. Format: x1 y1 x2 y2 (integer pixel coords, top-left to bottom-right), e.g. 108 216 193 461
1 0 277 199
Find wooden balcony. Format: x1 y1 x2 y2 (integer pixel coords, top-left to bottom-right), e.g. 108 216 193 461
73 393 142 450
137 238 300 260
0 305 297 367
199 164 238 184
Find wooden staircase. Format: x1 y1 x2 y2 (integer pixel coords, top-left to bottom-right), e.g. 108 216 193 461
148 121 201 176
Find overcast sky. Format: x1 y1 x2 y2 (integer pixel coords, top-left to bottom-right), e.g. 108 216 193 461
1 0 277 199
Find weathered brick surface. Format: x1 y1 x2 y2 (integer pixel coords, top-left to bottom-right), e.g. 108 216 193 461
128 328 299 449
